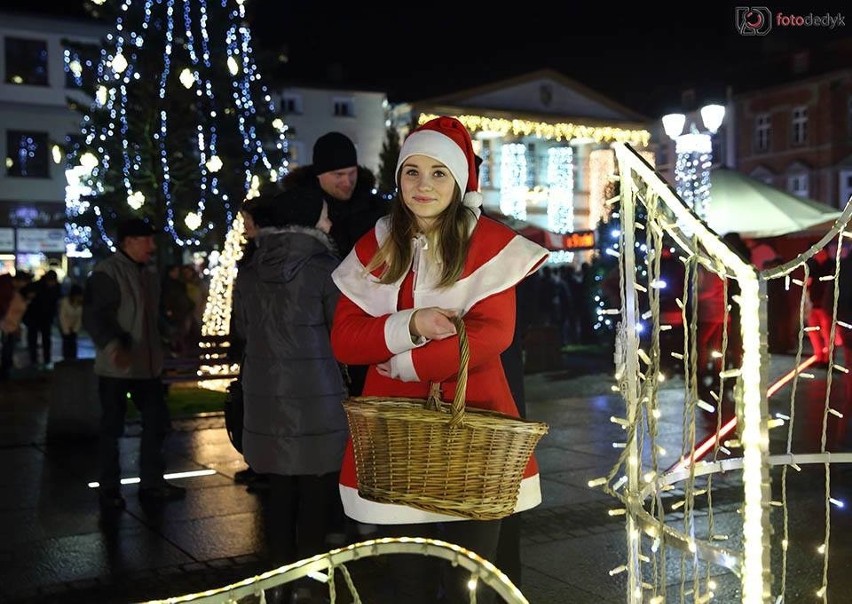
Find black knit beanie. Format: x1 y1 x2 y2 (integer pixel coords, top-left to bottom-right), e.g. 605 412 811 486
116 218 156 242
270 188 325 228
312 132 357 174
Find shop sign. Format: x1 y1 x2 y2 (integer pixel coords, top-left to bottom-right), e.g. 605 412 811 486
0 228 14 251
16 228 66 253
562 230 596 251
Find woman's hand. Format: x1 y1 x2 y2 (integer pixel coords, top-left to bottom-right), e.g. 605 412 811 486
376 361 391 377
410 307 458 341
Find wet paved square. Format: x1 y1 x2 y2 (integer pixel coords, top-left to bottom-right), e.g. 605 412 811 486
0 342 850 603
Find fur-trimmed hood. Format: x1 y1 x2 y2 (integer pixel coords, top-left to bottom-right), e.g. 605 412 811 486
280 166 388 258
254 225 338 283
282 164 377 193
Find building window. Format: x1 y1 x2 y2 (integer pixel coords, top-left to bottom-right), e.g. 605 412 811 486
791 106 808 145
6 131 50 178
5 37 49 86
64 47 99 90
281 93 302 115
288 141 306 167
787 173 809 198
332 97 355 118
754 113 770 152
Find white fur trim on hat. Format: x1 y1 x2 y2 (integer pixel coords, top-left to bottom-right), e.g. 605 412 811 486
395 130 469 195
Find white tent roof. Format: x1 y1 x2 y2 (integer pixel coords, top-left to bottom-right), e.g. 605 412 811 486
704 168 843 238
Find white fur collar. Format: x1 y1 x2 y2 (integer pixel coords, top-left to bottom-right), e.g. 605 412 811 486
256 225 337 254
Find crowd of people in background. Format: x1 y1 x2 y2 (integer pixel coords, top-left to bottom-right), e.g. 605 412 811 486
0 259 209 380
160 263 207 356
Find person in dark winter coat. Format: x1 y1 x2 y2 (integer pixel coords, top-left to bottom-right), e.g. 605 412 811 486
282 132 388 400
232 188 348 601
22 269 61 367
226 194 278 491
283 132 388 259
83 218 185 510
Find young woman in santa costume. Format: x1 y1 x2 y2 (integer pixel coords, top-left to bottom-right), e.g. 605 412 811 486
331 116 549 602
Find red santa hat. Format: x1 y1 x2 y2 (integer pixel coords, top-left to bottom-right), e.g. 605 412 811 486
395 116 483 208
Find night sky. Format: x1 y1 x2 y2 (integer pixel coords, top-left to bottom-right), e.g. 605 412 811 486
2 1 849 115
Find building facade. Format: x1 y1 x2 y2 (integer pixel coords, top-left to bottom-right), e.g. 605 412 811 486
390 69 652 261
0 12 107 277
277 85 388 176
734 62 852 210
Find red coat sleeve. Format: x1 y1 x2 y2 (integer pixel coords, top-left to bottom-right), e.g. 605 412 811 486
409 287 516 383
330 295 393 365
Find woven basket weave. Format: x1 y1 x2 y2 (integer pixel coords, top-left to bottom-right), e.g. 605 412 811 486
343 317 549 521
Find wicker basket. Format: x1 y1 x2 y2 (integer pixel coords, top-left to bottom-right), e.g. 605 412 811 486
343 317 549 521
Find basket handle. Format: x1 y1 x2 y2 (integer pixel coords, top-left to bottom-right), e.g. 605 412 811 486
448 315 469 427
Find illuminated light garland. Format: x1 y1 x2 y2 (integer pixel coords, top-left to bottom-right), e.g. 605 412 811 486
611 142 768 603
589 149 616 228
670 354 822 473
418 113 650 147
64 0 286 250
140 538 530 604
499 143 528 220
197 213 245 391
545 146 574 233
601 148 852 603
673 131 712 220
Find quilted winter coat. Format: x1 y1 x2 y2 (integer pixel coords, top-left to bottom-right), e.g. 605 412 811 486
233 225 348 476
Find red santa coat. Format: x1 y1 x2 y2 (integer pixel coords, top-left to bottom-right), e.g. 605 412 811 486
331 212 549 524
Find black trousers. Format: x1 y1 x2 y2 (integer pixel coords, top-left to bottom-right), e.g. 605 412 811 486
382 519 502 604
26 322 52 365
264 472 339 567
0 332 17 379
98 377 171 492
61 333 78 360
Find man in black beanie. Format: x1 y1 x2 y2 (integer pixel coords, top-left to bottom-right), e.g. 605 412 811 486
282 132 387 402
283 132 387 262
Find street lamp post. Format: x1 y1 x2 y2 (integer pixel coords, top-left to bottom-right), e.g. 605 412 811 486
662 104 726 220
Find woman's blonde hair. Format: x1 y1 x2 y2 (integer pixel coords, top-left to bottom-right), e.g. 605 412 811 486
366 183 474 288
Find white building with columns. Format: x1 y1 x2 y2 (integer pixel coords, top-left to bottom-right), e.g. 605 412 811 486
390 69 652 260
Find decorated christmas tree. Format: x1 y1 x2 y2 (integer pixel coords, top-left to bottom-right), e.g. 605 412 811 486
64 0 288 261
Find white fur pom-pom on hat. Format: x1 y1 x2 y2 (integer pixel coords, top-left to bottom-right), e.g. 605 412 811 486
396 116 481 205
462 191 483 208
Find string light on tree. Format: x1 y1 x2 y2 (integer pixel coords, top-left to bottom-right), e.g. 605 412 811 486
64 0 288 254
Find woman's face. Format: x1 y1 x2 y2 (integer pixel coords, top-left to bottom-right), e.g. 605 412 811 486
241 211 258 239
399 154 456 230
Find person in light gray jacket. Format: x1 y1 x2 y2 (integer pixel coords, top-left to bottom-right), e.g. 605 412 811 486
83 218 184 510
233 188 348 597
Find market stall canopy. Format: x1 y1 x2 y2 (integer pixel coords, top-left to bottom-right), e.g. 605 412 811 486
704 168 842 238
